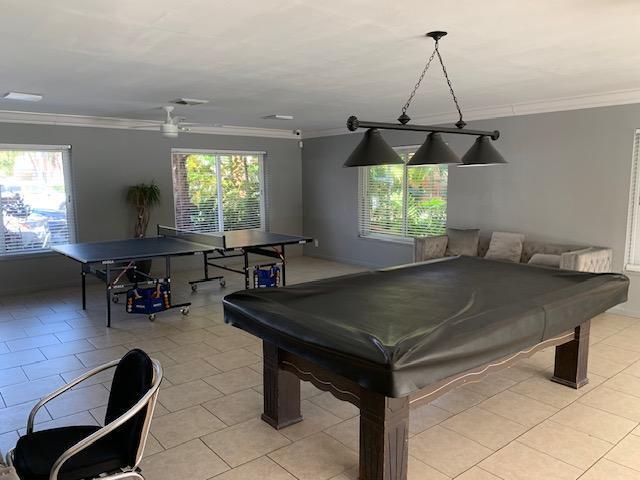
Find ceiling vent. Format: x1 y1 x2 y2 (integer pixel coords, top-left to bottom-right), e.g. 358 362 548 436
171 98 209 106
262 114 294 120
3 92 43 102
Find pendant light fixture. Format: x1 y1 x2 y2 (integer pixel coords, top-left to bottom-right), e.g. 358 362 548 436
460 136 506 166
407 132 459 165
344 31 505 168
344 128 404 167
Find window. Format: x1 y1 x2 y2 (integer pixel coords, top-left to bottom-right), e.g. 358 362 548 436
172 150 265 233
0 145 75 255
624 129 640 270
359 147 448 241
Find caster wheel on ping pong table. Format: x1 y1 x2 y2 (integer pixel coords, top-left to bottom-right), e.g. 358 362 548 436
181 307 190 316
112 295 119 304
148 314 156 322
219 279 226 288
191 284 198 292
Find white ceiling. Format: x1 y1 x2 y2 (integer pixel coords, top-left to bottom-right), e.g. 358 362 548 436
1 0 640 133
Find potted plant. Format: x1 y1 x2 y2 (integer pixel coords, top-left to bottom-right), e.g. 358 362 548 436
126 182 161 282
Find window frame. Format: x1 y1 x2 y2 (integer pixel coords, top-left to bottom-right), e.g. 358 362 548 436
624 129 640 271
170 148 267 233
0 143 76 258
357 144 448 244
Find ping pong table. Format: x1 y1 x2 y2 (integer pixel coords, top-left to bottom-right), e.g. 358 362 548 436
223 256 629 480
53 225 312 327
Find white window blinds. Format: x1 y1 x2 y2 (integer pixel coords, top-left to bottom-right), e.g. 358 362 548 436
172 150 265 233
359 148 448 241
624 129 640 270
0 145 75 255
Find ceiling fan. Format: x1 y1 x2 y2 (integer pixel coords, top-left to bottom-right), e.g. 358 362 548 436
132 106 195 138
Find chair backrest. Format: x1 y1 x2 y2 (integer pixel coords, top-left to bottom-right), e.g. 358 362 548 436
104 349 154 466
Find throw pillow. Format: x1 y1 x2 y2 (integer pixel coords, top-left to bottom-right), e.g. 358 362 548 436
484 231 525 263
445 228 480 256
415 235 448 261
528 253 561 268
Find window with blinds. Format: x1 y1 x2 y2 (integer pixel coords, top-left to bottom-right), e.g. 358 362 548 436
359 147 448 241
624 129 640 271
171 150 265 233
0 145 75 255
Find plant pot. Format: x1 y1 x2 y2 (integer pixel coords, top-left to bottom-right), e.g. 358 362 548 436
126 259 153 283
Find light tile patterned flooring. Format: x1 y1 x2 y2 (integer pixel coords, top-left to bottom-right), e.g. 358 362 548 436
1 256 640 479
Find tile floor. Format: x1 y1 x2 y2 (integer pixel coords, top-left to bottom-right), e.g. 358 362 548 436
1 256 640 479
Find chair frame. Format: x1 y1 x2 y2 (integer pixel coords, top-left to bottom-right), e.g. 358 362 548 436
6 356 163 480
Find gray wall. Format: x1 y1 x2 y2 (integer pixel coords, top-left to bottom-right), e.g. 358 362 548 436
302 103 640 314
0 123 302 294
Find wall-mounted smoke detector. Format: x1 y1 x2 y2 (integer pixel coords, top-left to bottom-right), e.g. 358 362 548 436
3 92 43 102
171 98 209 106
262 114 294 120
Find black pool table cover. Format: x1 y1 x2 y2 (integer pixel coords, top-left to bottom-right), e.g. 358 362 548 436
222 256 629 397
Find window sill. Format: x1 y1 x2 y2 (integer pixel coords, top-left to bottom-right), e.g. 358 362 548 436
358 234 414 246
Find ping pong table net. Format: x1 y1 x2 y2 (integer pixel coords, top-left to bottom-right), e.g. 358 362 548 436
157 225 228 249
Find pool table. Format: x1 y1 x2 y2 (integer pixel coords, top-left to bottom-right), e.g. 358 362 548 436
223 256 629 480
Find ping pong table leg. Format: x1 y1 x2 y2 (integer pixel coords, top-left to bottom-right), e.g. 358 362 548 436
244 250 250 289
281 245 286 286
551 319 590 389
359 392 410 480
261 341 302 429
165 255 171 305
81 265 86 310
105 264 111 328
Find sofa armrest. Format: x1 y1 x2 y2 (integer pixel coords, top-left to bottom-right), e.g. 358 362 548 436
560 247 612 273
414 235 448 262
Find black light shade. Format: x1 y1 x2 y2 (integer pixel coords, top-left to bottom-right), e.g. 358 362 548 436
407 132 460 166
343 128 404 167
459 136 507 166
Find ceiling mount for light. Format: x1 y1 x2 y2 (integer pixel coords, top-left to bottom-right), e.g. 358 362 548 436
344 31 505 168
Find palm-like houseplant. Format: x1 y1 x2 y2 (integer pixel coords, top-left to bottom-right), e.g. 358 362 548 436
127 182 161 238
126 182 161 281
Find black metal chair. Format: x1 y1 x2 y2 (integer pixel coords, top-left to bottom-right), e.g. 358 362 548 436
5 349 162 480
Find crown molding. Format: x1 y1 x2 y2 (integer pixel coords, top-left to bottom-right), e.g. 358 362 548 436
303 88 640 138
0 109 298 139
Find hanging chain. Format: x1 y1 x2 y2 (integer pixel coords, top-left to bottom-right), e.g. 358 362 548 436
434 45 465 127
400 38 466 128
400 46 438 117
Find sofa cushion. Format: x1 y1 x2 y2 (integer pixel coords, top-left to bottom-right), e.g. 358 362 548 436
528 253 561 268
484 232 525 263
445 228 479 256
415 235 448 261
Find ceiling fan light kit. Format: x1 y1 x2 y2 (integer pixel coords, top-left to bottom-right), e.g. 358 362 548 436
161 105 183 138
344 31 505 168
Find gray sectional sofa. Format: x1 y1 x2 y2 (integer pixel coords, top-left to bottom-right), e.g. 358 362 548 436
414 229 613 273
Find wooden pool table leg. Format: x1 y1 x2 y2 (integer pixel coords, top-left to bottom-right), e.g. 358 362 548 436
551 320 590 389
359 392 410 480
261 341 303 429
